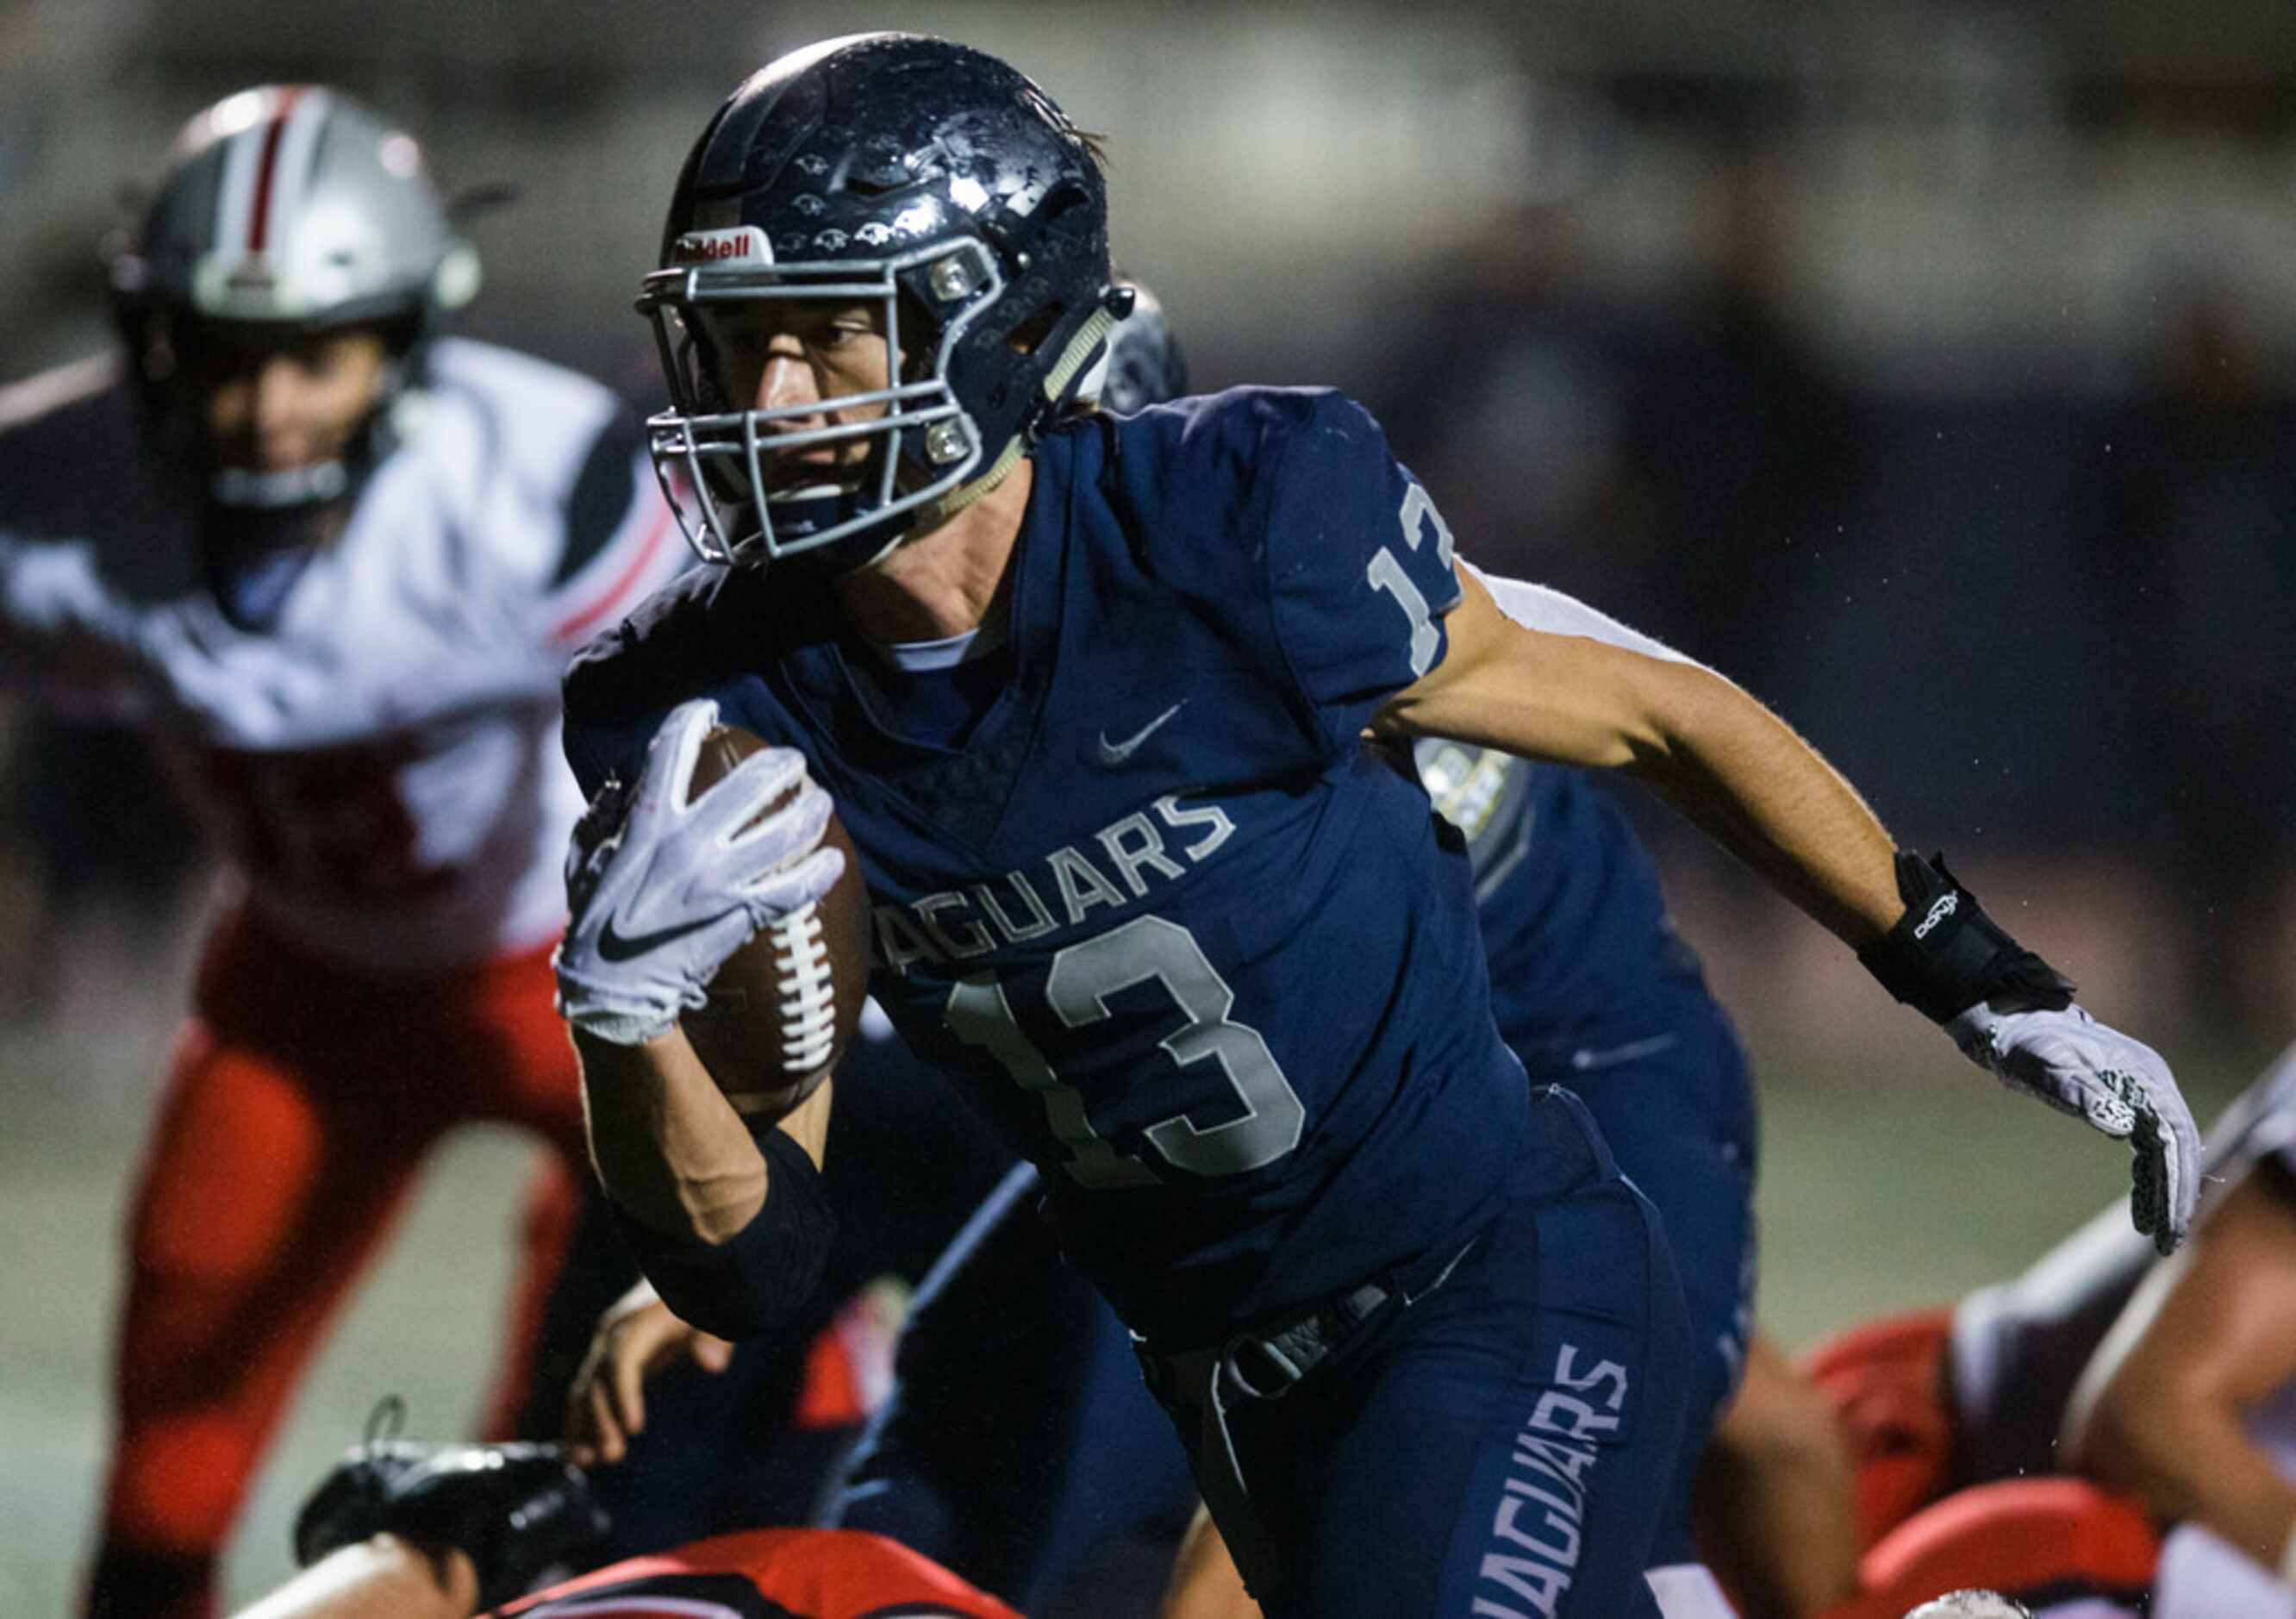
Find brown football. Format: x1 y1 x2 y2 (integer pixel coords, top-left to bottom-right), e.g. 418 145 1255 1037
677 724 871 1118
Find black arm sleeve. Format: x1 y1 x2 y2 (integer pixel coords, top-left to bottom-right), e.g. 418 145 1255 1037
602 1127 835 1341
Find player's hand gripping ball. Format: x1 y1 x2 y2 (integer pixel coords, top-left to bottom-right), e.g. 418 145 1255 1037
555 700 864 1095
677 722 870 1116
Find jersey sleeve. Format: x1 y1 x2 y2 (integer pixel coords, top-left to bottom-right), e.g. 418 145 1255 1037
559 631 662 799
535 406 689 653
0 539 142 718
558 564 753 800
1469 562 1705 670
0 361 171 719
2218 1042 2296 1186
1262 391 1463 752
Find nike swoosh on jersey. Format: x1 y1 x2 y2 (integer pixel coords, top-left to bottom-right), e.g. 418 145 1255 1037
596 911 721 963
1568 1034 1681 1072
1096 702 1183 766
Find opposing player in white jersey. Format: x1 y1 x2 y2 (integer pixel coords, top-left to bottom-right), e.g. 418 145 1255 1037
0 85 683 1618
1795 1043 2296 1617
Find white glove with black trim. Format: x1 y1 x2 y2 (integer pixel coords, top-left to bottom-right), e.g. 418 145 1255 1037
1947 1001 2202 1254
554 699 845 1047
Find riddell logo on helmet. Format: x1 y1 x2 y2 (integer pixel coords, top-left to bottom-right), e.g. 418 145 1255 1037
673 227 772 265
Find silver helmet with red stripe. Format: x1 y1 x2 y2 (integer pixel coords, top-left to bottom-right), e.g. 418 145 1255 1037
111 85 479 511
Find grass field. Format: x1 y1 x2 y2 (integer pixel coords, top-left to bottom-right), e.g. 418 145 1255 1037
0 945 2266 1615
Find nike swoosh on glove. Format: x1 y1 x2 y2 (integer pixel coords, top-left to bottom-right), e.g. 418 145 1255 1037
555 698 845 1047
1947 1002 2203 1254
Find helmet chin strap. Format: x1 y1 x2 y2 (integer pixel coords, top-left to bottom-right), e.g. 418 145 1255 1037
905 434 1029 537
900 306 1120 540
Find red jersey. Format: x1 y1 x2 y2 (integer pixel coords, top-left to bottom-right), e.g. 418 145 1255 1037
505 1528 1025 1619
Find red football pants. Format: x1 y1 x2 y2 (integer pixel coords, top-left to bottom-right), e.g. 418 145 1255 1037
1801 1309 2161 1617
85 906 588 1619
1800 1306 1963 1550
1819 1478 2160 1619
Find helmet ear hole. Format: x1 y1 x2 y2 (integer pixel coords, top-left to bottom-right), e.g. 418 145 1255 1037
135 312 180 384
1007 302 1064 357
431 242 482 311
1037 180 1091 228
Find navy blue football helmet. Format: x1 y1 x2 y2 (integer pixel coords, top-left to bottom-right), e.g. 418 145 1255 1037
639 33 1127 576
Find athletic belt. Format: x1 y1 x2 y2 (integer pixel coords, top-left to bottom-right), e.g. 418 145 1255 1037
1132 1233 1482 1601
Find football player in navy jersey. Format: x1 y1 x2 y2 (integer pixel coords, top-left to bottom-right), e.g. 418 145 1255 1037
810 750 1849 1619
721 291 1822 1616
563 283 1204 1610
570 283 1857 1619
549 34 2201 1619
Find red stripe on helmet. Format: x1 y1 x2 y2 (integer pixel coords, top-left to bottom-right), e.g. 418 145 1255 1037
246 86 307 254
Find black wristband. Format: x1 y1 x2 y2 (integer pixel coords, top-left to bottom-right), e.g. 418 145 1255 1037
605 1127 835 1341
1856 849 2075 1024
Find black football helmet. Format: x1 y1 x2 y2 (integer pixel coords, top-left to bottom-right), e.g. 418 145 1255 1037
291 1401 607 1613
639 33 1128 576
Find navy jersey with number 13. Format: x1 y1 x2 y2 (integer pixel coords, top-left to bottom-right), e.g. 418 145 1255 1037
563 387 1526 1350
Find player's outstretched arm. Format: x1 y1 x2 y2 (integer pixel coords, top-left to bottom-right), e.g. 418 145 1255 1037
1376 564 2201 1252
1377 564 1902 941
2062 1166 2296 1578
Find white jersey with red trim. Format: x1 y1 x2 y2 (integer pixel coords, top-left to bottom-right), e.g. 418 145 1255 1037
0 338 684 970
1950 1042 2296 1485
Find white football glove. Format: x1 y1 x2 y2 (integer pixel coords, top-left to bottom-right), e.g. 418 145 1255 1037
555 699 845 1047
1947 1001 2202 1254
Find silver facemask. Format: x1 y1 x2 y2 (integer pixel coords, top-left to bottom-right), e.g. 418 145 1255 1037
636 238 1007 572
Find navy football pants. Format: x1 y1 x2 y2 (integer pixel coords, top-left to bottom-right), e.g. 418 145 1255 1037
1145 1085 1692 1618
1509 980 1760 1569
827 987 1750 1605
829 1166 1198 1611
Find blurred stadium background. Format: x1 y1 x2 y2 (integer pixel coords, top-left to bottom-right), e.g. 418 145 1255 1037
3 0 2293 1610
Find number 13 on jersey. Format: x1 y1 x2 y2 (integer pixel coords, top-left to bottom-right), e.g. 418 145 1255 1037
945 915 1306 1189
1368 481 1457 678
